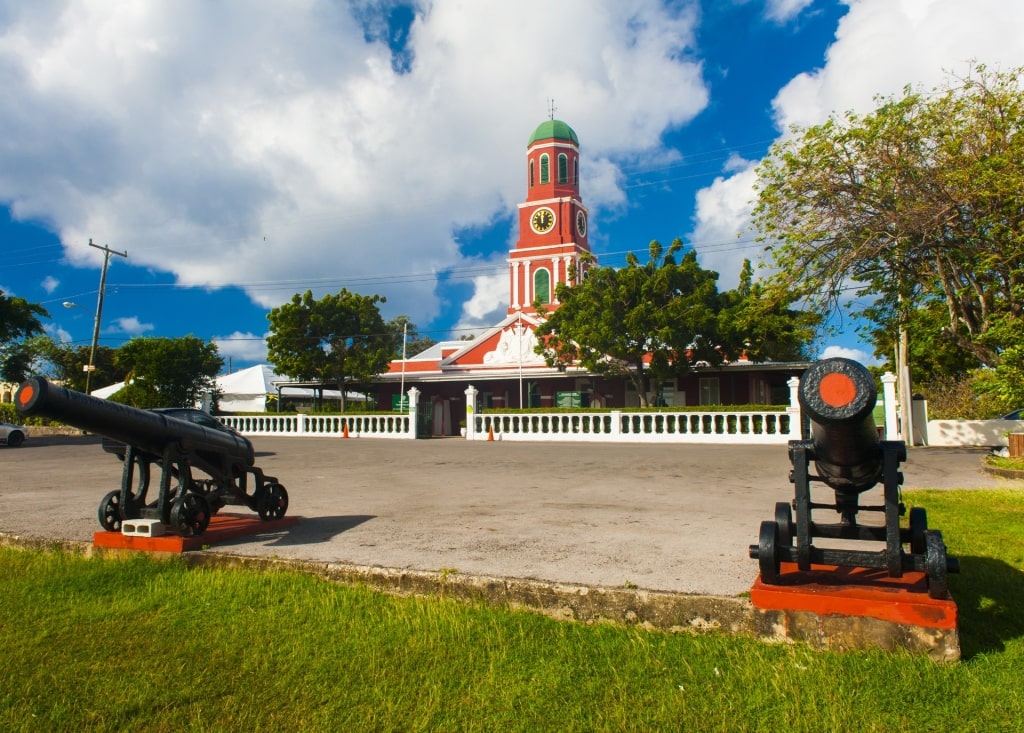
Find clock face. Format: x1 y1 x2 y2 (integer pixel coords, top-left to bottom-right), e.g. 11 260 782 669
530 207 555 234
576 210 587 238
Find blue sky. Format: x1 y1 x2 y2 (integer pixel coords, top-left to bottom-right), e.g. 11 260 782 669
3 0 1023 375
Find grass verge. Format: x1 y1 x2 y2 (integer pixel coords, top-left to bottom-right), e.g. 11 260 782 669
1 488 1023 732
986 454 1024 472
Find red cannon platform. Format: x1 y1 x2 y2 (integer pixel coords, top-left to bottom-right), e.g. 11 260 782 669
749 358 959 599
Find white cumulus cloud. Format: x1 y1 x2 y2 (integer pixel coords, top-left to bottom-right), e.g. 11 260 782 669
106 316 154 336
820 344 878 365
214 331 270 368
0 0 709 333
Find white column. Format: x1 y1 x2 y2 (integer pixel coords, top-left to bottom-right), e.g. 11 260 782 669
551 256 561 303
406 387 420 439
464 385 478 440
523 261 532 305
881 373 899 441
510 261 520 310
787 376 801 439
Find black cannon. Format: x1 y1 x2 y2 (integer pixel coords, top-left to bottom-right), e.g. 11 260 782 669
15 377 288 537
749 358 959 599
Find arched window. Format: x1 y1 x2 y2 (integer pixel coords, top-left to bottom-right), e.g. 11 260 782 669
529 160 534 187
573 158 579 185
534 268 551 305
539 154 550 184
558 154 568 184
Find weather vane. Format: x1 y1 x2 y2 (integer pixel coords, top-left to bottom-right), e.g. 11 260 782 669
547 98 557 120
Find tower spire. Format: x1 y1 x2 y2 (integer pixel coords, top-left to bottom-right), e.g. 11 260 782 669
547 98 557 120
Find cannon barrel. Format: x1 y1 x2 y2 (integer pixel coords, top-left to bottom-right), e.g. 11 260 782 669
797 357 883 493
15 377 254 467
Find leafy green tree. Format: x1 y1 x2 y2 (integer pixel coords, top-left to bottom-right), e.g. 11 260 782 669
864 299 979 384
534 239 721 406
753 65 1024 382
971 318 1024 414
266 289 392 411
387 315 437 358
110 336 222 409
716 259 821 363
0 290 49 383
30 338 124 391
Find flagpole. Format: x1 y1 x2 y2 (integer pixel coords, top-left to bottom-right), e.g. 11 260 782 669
518 310 524 409
400 322 407 412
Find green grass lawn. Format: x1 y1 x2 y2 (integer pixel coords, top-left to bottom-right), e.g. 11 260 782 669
2 488 1023 732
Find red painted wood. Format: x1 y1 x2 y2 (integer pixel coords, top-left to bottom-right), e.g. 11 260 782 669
93 513 300 553
750 563 958 629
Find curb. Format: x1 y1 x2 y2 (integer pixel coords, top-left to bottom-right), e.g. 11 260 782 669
0 531 958 660
982 464 1024 480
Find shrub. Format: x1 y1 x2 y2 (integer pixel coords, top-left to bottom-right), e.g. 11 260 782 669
918 373 1006 419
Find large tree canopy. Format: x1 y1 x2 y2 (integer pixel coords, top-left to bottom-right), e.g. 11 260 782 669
45 341 125 393
534 239 722 406
111 336 222 408
534 243 817 406
754 65 1024 371
0 290 49 383
387 315 437 359
716 259 821 364
266 289 392 411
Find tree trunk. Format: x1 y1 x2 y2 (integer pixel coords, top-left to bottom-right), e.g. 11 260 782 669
635 365 650 408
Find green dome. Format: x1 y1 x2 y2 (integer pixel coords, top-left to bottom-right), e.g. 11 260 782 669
528 119 579 147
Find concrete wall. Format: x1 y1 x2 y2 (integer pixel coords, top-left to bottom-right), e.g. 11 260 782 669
926 419 1024 447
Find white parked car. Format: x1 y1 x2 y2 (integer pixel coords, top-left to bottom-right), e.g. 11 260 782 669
0 421 28 447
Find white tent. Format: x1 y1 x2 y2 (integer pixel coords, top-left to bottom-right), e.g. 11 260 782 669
88 364 366 412
217 364 278 412
90 381 124 399
217 364 364 412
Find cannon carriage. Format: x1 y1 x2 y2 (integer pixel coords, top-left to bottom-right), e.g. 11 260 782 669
749 358 959 599
16 377 288 537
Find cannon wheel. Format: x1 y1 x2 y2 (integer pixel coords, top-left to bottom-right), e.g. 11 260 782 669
98 490 124 532
170 492 211 537
757 520 781 584
257 483 289 521
924 530 949 600
909 507 928 555
774 502 794 546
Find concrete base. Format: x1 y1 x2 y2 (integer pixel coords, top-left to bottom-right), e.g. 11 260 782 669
122 518 167 537
750 563 959 662
94 513 299 553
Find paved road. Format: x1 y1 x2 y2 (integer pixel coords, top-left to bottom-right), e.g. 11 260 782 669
1 435 1018 596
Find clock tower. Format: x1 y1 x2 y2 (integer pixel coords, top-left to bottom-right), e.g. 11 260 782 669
508 119 594 315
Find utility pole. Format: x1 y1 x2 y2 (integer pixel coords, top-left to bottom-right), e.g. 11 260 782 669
896 293 913 446
85 239 128 394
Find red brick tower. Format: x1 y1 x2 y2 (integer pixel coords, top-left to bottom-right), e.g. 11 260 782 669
508 119 594 315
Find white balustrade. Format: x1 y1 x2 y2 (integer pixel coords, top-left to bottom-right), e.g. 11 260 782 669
220 387 419 439
468 409 795 444
221 412 416 439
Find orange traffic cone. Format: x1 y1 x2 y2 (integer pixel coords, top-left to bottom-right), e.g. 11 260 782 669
342 422 350 439
487 425 494 441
